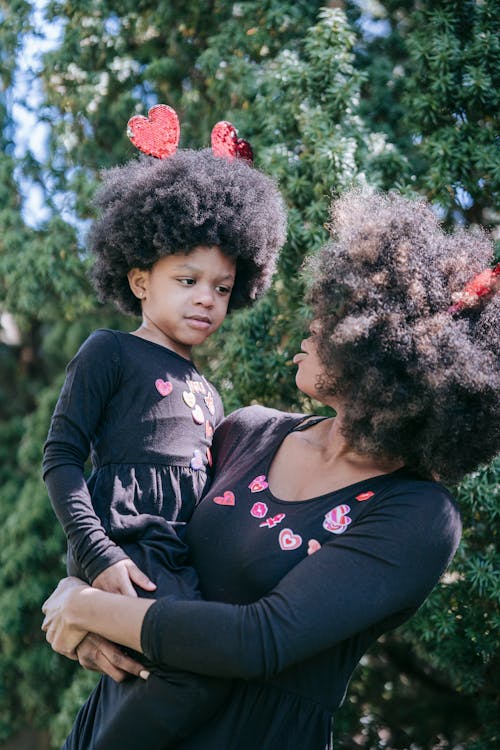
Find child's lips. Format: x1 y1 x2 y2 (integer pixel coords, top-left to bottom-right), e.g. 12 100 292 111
186 315 212 330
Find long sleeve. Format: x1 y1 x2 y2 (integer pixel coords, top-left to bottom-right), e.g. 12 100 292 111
43 330 127 582
141 486 461 679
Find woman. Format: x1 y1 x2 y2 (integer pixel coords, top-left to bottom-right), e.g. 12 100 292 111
43 189 500 750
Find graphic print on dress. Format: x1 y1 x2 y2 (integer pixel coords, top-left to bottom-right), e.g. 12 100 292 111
182 391 197 408
155 379 173 397
250 501 268 519
190 449 204 470
323 504 352 534
279 528 303 551
259 513 285 528
213 491 235 506
355 491 374 502
307 539 321 555
248 475 269 492
191 404 205 424
204 391 215 415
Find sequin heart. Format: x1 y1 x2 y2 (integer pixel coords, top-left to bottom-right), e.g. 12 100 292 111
323 504 351 535
127 104 180 159
155 379 173 397
183 391 196 408
213 491 235 506
279 528 303 551
307 539 322 555
192 405 204 424
250 501 268 519
248 475 269 493
211 121 253 163
355 491 374 502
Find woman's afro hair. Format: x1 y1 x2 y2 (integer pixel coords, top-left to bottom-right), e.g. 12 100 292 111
307 189 500 485
89 149 287 315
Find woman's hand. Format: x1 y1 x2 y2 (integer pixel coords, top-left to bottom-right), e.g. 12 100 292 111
41 577 90 659
76 633 149 683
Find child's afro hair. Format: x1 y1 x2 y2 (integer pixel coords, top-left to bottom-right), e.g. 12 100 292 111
89 149 287 315
306 189 499 485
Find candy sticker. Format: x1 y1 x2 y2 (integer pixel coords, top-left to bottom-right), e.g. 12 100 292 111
250 502 268 519
323 504 351 535
355 491 374 502
259 513 285 529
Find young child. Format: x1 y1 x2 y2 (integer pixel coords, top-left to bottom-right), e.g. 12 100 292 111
43 106 286 749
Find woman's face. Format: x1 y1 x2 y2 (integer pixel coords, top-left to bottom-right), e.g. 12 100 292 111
293 321 329 402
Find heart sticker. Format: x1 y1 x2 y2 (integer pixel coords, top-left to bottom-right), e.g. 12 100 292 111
213 491 235 506
279 528 303 551
307 539 322 555
205 421 214 438
127 104 180 159
211 121 253 163
192 405 204 424
248 475 269 493
183 391 197 408
190 450 204 470
250 502 268 519
155 379 173 397
323 504 352 535
204 392 215 415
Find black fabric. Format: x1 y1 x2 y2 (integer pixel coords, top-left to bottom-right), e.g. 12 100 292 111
43 329 228 749
60 405 461 750
43 328 223 582
139 406 462 749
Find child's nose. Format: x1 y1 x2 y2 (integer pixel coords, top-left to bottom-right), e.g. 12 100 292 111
194 285 215 306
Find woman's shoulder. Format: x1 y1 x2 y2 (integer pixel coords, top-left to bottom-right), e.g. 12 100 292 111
220 405 307 434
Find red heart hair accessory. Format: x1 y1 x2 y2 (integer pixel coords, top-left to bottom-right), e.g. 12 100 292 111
211 121 253 163
448 263 500 314
127 104 180 159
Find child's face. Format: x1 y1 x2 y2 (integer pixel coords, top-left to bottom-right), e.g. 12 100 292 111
128 245 236 359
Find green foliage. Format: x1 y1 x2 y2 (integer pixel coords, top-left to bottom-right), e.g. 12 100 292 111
0 1 498 747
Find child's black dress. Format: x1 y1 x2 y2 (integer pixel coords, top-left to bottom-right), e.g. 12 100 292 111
43 329 228 748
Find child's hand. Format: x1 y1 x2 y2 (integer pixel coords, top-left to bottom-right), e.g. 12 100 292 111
92 559 156 597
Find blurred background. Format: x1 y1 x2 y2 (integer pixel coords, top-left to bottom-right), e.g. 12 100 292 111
0 1 498 748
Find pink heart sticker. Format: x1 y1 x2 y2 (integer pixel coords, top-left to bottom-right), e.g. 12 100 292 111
213 491 235 506
155 379 173 397
279 528 303 551
250 502 268 519
307 539 322 555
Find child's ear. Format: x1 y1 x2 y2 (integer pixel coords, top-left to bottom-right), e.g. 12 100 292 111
128 268 149 300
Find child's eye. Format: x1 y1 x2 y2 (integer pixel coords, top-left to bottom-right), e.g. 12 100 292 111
216 285 232 295
178 278 195 286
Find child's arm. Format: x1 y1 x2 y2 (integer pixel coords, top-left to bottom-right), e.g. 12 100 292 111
43 331 154 594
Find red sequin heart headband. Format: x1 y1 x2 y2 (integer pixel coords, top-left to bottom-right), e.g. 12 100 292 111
126 104 253 164
448 262 500 315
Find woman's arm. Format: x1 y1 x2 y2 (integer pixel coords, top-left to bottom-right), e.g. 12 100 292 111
43 486 460 680
41 577 154 658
